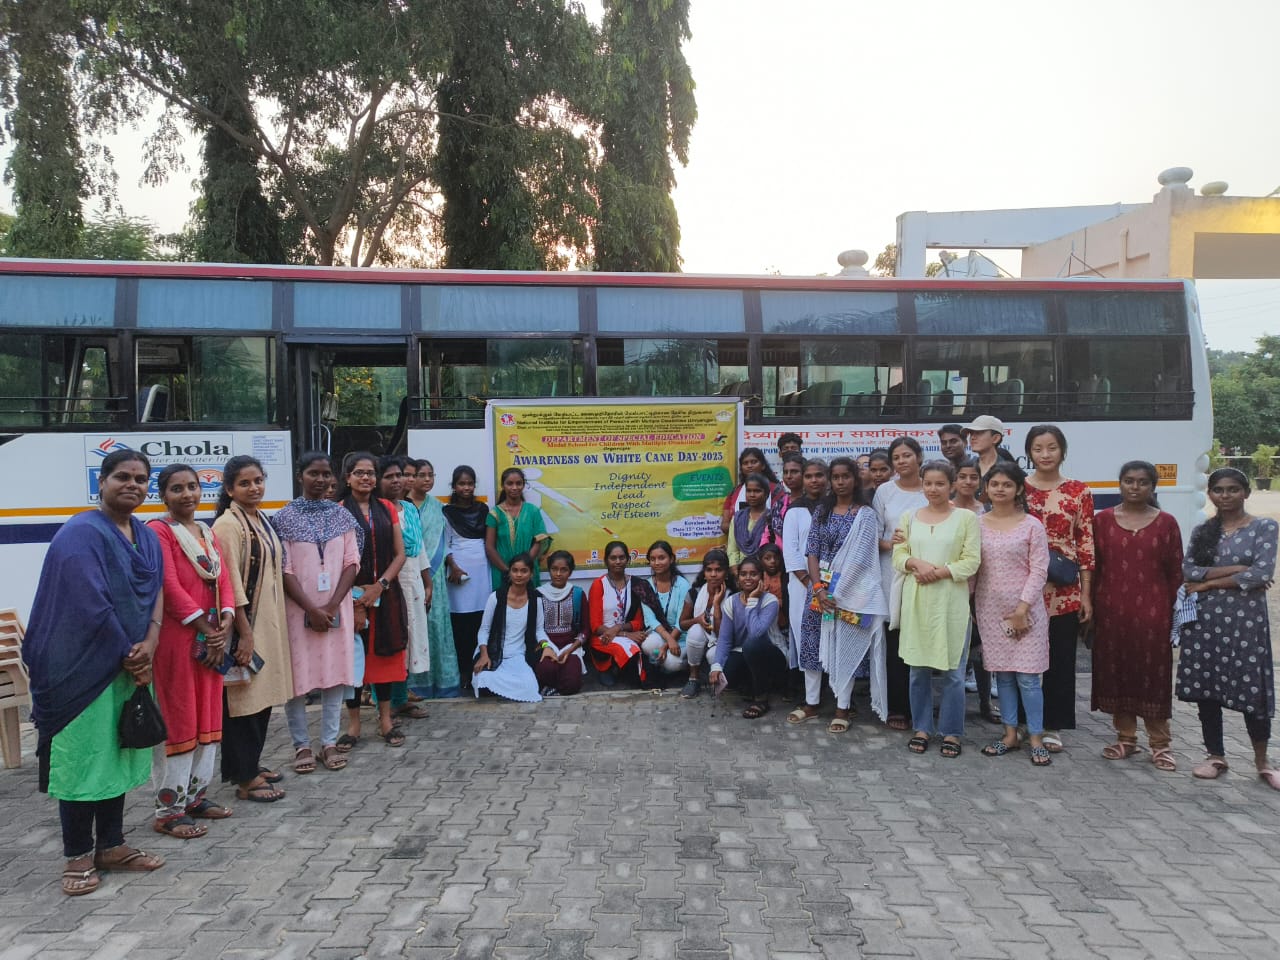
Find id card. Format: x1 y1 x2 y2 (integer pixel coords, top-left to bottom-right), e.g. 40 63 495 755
317 570 332 593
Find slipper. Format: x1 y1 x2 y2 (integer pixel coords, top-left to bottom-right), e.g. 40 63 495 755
293 747 316 774
394 704 430 720
827 717 850 734
62 856 99 896
787 706 819 724
887 715 910 731
1042 734 1064 753
908 734 930 754
940 739 962 759
94 846 165 872
1102 742 1143 760
1192 757 1228 779
257 767 284 784
742 702 770 720
153 816 208 840
1029 746 1052 766
335 734 359 753
1260 769 1280 791
981 740 1018 757
380 726 406 747
1151 748 1177 772
236 781 286 803
186 799 233 820
320 745 348 771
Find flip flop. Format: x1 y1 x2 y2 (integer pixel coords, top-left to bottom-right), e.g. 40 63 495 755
335 734 359 753
887 715 910 731
1029 746 1052 767
742 701 770 720
62 857 99 896
981 740 1018 757
394 704 430 720
153 816 208 839
787 706 819 724
186 799 233 820
380 726 406 747
236 781 286 803
257 766 284 784
94 846 165 872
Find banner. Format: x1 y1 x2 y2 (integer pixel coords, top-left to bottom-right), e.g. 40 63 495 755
489 400 740 571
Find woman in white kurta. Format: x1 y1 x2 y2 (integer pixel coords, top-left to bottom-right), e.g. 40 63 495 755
472 555 545 703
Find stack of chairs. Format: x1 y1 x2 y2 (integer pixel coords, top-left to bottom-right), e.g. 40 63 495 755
0 609 31 769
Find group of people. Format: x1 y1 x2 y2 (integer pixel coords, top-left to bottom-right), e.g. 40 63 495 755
21 416 1278 897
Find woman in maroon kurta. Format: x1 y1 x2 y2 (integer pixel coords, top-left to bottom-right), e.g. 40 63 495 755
1091 461 1184 771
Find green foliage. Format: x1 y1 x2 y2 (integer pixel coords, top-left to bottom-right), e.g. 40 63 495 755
1252 444 1278 480
1210 335 1280 452
595 0 696 272
2 0 85 258
81 214 169 260
1207 440 1227 471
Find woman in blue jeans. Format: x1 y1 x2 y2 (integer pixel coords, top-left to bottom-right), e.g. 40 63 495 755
708 556 785 719
973 463 1053 766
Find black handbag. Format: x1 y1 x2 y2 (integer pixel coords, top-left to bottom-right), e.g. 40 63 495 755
1046 548 1080 586
118 685 168 749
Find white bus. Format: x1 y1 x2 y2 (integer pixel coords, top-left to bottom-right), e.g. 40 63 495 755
0 260 1211 617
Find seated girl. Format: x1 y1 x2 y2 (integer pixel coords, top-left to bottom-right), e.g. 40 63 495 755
587 540 669 686
641 540 692 679
472 554 546 703
708 555 785 719
679 549 736 699
535 550 587 696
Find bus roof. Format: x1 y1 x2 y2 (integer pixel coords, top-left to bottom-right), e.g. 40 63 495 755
0 257 1190 295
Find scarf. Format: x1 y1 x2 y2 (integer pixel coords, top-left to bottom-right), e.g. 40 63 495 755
271 496 364 553
538 582 574 603
482 586 543 670
416 496 449 570
344 495 408 657
821 507 888 720
23 511 163 780
733 503 772 557
442 501 489 540
226 503 279 628
161 517 222 582
769 491 793 539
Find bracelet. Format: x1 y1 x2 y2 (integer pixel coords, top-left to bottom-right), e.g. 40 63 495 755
150 619 162 627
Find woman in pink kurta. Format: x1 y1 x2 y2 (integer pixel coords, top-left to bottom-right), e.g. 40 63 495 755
149 465 237 837
271 453 361 773
974 462 1053 766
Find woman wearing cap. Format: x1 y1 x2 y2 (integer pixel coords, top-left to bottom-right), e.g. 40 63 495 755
1023 425 1095 754
960 415 1011 503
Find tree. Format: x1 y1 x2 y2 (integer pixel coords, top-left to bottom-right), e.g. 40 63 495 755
435 0 597 270
81 214 170 260
872 242 944 278
1210 334 1280 452
594 0 696 272
1 0 86 258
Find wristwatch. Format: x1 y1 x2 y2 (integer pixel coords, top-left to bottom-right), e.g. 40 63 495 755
378 577 390 590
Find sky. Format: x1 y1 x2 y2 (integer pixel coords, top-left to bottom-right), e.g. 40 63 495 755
5 0 1280 351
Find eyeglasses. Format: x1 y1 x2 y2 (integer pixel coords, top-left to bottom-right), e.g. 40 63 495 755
351 470 377 479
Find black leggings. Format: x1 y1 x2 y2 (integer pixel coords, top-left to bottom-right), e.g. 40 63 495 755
886 629 910 717
346 682 393 710
722 633 788 700
59 794 125 858
1041 612 1079 730
452 611 485 687
221 696 272 784
1198 701 1272 757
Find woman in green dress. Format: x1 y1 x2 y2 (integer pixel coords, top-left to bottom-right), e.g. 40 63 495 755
24 449 167 895
485 467 551 589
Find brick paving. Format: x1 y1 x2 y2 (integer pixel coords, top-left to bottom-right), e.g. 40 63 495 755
4 666 1280 960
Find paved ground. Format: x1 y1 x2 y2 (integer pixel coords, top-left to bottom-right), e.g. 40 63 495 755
3 669 1280 960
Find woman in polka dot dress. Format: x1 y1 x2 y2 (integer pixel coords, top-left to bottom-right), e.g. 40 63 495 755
1176 467 1279 788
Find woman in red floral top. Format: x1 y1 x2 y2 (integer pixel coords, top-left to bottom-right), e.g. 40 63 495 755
1024 425 1095 752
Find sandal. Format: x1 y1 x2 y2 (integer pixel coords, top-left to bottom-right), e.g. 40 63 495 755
62 856 99 896
1102 742 1143 760
827 717 851 734
186 799 233 820
236 780 286 803
1042 734 1064 753
320 745 348 771
908 735 930 754
335 734 359 753
153 816 208 839
380 726 406 747
1029 746 1052 766
887 715 910 731
258 766 284 784
787 706 819 724
293 747 316 774
982 740 1018 757
94 845 165 872
394 703 430 720
1192 757 1228 779
1150 748 1177 773
940 739 962 759
742 701 771 720
1259 769 1280 791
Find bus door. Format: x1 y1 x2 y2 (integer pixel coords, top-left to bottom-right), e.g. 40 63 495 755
287 340 411 471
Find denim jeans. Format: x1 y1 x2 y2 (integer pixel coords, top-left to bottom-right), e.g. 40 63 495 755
284 684 345 748
997 672 1044 736
908 661 968 738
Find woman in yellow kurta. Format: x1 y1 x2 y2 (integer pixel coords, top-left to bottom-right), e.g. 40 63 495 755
892 460 981 758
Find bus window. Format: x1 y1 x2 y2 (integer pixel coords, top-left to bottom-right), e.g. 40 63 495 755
421 338 584 421
0 334 122 427
1062 339 1191 418
596 338 745 398
765 340 902 421
136 336 275 423
914 339 1054 421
